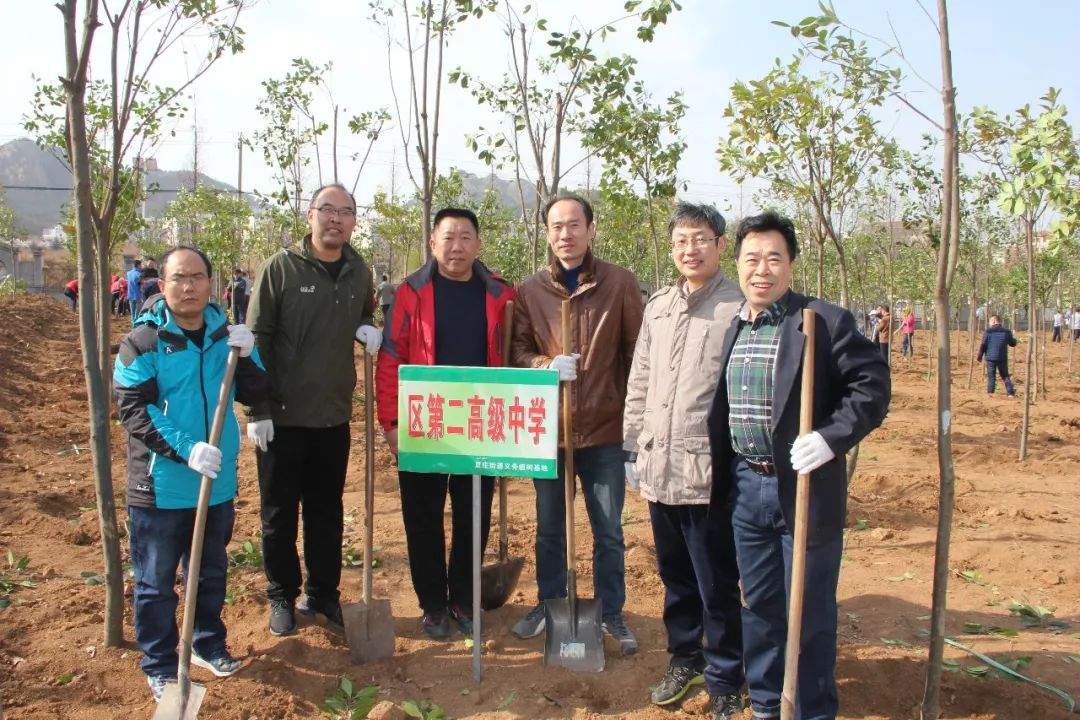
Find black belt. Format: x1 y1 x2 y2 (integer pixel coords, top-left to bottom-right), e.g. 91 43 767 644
742 456 776 476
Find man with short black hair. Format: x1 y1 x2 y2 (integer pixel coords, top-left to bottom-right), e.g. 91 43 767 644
376 207 515 639
229 268 249 324
624 201 745 718
247 182 381 637
510 192 644 655
709 210 889 720
114 246 268 701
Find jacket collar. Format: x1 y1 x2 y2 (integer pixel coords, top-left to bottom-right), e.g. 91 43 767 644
405 257 508 297
679 270 731 308
289 233 364 271
547 248 598 295
134 295 229 349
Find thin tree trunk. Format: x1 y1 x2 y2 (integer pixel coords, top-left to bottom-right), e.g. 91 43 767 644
921 2 960 714
967 283 977 389
61 0 124 648
1039 308 1047 401
1019 219 1035 460
646 194 661 292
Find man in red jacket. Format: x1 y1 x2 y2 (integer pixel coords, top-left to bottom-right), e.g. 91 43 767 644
376 207 515 639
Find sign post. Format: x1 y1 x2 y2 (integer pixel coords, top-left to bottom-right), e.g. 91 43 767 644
397 365 559 682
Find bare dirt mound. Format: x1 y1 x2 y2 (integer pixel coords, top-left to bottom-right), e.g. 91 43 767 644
1 293 1078 719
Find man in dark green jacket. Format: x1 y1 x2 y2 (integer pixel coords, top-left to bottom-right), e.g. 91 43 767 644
247 183 380 637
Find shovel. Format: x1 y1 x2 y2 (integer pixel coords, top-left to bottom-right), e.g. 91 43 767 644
154 347 240 720
481 301 524 610
543 299 604 673
342 352 395 663
780 308 817 720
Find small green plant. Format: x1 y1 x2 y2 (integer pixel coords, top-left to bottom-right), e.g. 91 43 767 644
342 546 363 568
229 537 263 569
620 509 640 527
957 569 987 585
322 677 378 719
0 551 35 608
852 518 870 531
1008 600 1054 627
401 699 445 720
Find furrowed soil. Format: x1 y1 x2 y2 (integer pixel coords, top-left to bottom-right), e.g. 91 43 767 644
1 293 1078 720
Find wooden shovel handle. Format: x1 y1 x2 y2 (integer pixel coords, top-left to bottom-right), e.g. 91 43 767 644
781 308 817 720
560 300 577 607
363 352 375 606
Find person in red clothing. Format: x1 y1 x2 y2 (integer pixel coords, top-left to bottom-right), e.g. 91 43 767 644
375 207 515 640
63 278 79 311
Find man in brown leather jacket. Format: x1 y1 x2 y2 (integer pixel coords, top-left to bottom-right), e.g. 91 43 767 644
509 193 644 654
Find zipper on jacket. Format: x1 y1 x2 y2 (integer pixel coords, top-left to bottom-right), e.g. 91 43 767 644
198 340 210 440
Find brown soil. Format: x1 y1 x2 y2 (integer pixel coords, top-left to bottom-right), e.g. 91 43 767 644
1 293 1078 720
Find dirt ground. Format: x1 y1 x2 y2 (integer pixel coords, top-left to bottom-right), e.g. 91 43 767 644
1 292 1078 720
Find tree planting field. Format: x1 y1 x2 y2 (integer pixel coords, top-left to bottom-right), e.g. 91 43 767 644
1 294 1078 719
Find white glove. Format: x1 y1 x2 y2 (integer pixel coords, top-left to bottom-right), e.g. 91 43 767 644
356 324 382 356
549 353 580 381
246 419 274 452
188 441 222 479
790 431 836 474
227 324 255 357
624 462 640 491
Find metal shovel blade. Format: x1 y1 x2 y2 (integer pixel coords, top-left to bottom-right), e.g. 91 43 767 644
542 597 605 673
480 555 524 611
153 680 207 720
342 598 395 663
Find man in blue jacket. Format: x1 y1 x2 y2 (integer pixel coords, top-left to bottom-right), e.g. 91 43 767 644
977 314 1018 396
114 246 269 702
125 259 143 326
708 212 890 720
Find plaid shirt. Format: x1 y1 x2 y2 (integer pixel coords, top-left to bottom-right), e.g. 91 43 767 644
726 294 789 463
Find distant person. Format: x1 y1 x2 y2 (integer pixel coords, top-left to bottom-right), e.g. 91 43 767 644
1073 306 1080 342
977 314 1017 396
140 263 161 303
113 245 268 702
1052 309 1063 342
229 268 249 324
375 273 395 325
63 278 78 312
109 274 122 317
900 308 916 357
126 259 143 325
875 304 891 363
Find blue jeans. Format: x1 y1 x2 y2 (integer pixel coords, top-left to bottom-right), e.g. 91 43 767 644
729 457 842 720
128 500 235 678
128 298 141 324
986 359 1015 395
649 501 743 696
533 443 625 619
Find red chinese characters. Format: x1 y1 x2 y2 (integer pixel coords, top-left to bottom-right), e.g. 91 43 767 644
403 390 548 447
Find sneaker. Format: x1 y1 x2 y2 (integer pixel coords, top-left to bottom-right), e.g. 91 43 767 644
511 603 546 639
268 598 296 637
711 692 747 720
192 651 242 678
421 609 452 640
601 614 638 656
297 595 345 633
448 603 475 635
650 664 705 706
146 674 172 703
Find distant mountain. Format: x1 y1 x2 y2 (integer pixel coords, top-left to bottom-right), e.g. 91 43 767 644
456 169 538 214
0 138 243 235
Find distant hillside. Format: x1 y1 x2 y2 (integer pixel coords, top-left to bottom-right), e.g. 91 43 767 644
0 138 243 235
457 169 538 214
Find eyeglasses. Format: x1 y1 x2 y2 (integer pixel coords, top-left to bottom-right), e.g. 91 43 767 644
671 237 719 251
165 273 208 287
314 205 357 219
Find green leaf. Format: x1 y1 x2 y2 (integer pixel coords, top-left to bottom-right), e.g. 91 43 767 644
56 673 75 685
853 518 869 531
340 676 353 696
988 626 1019 638
963 622 985 634
881 637 912 648
401 700 423 718
964 665 990 678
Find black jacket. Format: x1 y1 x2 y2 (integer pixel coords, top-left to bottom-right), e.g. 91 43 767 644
977 325 1017 363
708 292 891 540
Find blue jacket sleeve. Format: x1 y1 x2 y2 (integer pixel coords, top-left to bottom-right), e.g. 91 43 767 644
113 331 197 463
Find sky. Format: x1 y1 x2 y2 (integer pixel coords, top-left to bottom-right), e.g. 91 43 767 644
0 0 1077 217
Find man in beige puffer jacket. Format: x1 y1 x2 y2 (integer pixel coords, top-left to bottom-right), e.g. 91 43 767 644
623 202 746 719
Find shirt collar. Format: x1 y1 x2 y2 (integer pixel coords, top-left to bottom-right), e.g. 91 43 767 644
738 291 790 325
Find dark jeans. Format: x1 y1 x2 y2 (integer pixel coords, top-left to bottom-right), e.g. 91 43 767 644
901 333 914 357
128 500 235 678
232 304 246 324
129 298 141 324
64 288 77 311
986 358 1015 395
877 341 889 362
534 443 625 618
649 501 744 696
1052 326 1062 342
398 471 494 613
381 304 391 325
729 457 843 720
256 424 349 604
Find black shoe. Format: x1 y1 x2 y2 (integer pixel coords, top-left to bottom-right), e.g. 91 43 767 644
268 598 296 636
297 595 344 633
650 664 705 706
421 609 452 640
601 613 638 656
448 603 474 635
711 692 746 720
511 603 546 639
